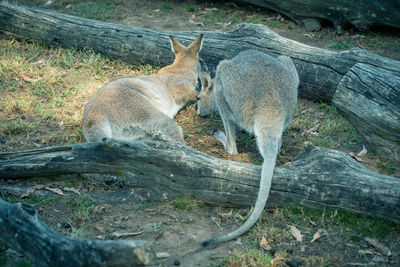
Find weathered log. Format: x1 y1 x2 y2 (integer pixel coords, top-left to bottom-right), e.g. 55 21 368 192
1 2 400 103
1 139 399 223
235 0 400 33
333 63 400 163
0 197 155 267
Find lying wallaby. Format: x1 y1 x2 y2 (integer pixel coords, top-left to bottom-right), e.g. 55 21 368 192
197 50 299 246
82 34 204 142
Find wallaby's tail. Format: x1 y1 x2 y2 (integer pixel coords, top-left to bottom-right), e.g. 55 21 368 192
202 133 280 246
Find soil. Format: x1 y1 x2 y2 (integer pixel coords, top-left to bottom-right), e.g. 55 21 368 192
1 1 400 266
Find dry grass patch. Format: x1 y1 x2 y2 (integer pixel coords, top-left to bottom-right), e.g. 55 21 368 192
0 38 158 151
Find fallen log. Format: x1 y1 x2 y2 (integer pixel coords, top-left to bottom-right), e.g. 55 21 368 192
235 0 400 33
1 139 399 223
333 63 400 163
1 2 400 102
0 197 155 266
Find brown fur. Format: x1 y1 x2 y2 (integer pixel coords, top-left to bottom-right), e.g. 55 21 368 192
82 34 204 142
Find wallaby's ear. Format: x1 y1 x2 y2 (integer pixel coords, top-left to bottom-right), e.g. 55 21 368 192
169 36 186 55
188 34 204 55
200 71 212 91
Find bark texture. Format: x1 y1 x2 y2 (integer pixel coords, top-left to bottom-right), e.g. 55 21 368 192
235 0 400 33
0 197 155 266
333 63 400 163
1 139 399 223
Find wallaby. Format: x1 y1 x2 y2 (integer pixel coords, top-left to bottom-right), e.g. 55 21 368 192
196 50 299 246
82 34 204 143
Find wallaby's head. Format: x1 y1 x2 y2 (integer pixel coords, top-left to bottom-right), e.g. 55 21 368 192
196 71 217 117
165 34 204 79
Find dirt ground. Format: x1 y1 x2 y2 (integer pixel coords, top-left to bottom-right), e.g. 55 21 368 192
1 1 400 266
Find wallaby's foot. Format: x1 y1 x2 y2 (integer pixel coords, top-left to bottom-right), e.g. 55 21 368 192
213 129 238 155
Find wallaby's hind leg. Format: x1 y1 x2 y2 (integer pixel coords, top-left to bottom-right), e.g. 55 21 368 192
213 81 238 155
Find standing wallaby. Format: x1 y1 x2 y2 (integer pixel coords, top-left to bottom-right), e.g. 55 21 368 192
82 34 204 143
196 50 299 246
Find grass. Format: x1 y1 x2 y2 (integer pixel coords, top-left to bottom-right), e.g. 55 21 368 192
210 203 399 266
171 195 205 211
0 38 156 152
0 119 30 135
186 4 196 12
159 3 171 13
60 2 114 20
64 195 96 225
327 40 355 50
286 101 362 152
377 158 398 174
1 193 57 206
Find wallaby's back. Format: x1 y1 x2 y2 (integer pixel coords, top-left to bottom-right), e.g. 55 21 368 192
214 50 298 133
82 34 204 143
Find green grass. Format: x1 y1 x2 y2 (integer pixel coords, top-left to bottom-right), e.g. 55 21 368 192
0 38 156 152
2 193 56 206
64 195 96 224
288 102 362 150
186 4 196 12
171 195 204 211
282 203 399 239
0 119 30 135
216 203 398 266
159 3 171 13
327 40 355 50
377 158 398 174
64 2 113 20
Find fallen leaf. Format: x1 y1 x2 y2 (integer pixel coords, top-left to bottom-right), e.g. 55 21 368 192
63 187 81 195
348 152 365 162
307 217 316 226
188 19 204 27
357 145 368 157
21 74 39 83
156 252 170 259
364 237 391 256
111 230 144 239
311 231 322 243
45 186 64 195
359 249 377 255
31 60 44 65
289 225 302 242
259 236 271 250
95 226 105 233
219 208 233 218
303 33 314 39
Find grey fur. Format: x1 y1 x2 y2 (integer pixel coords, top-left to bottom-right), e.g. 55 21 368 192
197 50 299 246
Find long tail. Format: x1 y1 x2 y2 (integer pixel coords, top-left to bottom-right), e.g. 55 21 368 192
202 135 279 246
